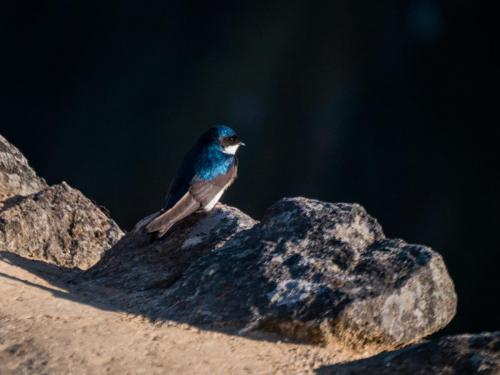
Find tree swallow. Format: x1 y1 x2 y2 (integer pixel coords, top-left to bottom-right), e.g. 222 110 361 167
146 125 245 238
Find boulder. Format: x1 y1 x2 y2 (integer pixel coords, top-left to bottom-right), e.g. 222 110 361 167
318 331 500 374
91 197 457 353
153 198 456 351
0 182 123 270
0 134 47 202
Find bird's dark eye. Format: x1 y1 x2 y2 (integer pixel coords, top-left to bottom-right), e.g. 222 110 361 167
222 136 237 146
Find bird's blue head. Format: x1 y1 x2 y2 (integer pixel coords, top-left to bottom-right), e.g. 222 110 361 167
214 125 236 138
200 125 245 155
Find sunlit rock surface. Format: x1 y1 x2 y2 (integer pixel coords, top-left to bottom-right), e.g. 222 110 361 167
142 198 457 352
86 204 256 292
0 182 124 270
0 134 47 202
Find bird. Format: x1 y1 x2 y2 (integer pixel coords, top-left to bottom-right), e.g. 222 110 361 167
146 125 245 238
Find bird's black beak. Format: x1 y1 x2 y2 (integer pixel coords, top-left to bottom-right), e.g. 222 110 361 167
239 141 246 146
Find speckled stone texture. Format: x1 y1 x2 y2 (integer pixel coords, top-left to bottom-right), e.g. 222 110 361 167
85 204 256 293
0 182 124 270
142 198 457 352
0 134 47 202
318 332 500 374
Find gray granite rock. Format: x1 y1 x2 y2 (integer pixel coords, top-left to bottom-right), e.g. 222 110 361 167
318 332 500 374
0 182 123 270
0 134 47 202
139 198 457 353
86 204 256 292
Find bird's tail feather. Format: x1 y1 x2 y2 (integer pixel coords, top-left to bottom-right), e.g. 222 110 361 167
146 192 200 238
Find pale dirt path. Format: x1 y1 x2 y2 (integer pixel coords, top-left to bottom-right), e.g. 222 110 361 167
0 256 357 375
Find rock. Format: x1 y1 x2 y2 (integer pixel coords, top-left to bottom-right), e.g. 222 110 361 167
0 182 124 270
153 198 456 352
317 332 500 374
0 134 47 202
92 197 456 354
86 204 257 292
0 132 458 354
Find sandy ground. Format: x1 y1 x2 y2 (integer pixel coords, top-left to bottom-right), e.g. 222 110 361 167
0 255 357 375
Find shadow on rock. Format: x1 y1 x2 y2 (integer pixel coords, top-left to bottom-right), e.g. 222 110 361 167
315 332 500 374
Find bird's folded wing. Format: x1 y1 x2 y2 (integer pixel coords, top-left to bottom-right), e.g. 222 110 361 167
190 164 237 207
146 191 200 236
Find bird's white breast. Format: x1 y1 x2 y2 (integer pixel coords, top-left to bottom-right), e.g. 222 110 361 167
204 189 225 211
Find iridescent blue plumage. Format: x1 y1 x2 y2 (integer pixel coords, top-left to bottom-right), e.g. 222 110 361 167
147 125 244 237
164 125 240 209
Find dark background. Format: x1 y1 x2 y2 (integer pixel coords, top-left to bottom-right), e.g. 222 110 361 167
1 1 498 335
